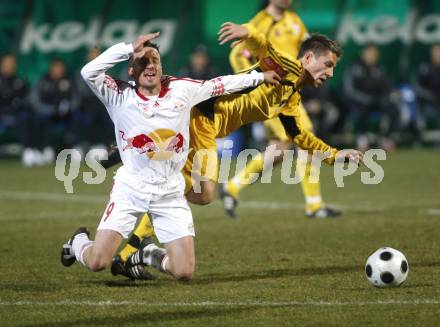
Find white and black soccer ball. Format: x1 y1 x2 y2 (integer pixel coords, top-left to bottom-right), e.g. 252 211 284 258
365 247 409 288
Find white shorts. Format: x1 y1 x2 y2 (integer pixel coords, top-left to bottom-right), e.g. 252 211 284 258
97 176 195 243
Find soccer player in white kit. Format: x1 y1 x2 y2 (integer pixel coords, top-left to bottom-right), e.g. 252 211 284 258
60 33 280 280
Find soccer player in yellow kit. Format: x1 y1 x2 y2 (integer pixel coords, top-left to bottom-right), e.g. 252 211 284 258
224 0 341 218
111 22 363 279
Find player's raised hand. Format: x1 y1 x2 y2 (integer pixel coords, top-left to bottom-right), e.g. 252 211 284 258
262 70 281 85
132 32 160 53
336 149 364 164
218 22 248 48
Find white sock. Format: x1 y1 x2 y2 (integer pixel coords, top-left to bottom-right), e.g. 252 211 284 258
72 234 93 266
161 254 169 273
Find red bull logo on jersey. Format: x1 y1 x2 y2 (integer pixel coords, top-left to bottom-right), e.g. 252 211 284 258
120 129 185 161
122 133 159 153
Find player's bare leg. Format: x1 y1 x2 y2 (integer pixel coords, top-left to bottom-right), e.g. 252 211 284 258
82 230 122 271
163 236 195 280
61 228 122 272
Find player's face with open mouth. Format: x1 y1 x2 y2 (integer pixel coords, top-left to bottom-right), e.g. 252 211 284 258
304 51 338 87
133 47 163 89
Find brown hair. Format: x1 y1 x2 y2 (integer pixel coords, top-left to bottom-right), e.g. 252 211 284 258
298 34 342 59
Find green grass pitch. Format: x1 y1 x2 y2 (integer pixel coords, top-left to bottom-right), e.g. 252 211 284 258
0 150 439 326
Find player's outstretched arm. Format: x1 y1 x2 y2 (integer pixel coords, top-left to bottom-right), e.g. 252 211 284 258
81 33 160 110
80 42 134 111
189 69 280 107
278 113 363 165
219 21 303 83
81 32 160 82
218 22 269 59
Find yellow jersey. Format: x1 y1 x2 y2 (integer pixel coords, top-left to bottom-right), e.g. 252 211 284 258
230 9 308 73
240 24 303 85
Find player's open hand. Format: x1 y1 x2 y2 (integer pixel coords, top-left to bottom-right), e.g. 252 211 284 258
262 70 281 85
132 32 160 54
218 22 248 48
336 149 364 164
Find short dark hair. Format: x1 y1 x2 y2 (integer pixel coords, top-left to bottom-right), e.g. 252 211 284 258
128 42 160 67
145 41 160 53
298 34 342 59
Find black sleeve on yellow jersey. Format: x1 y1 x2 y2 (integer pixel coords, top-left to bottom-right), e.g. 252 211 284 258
277 113 338 164
278 113 301 138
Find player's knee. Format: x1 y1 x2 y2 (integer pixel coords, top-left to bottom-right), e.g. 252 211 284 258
174 270 194 281
87 261 106 272
87 256 110 272
173 265 195 281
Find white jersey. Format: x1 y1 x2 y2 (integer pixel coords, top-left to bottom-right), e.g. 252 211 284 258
81 42 264 190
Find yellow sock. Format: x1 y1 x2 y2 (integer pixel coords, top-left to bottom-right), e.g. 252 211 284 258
119 213 155 262
298 159 323 213
227 152 264 198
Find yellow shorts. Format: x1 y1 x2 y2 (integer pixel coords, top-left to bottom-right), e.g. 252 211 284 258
264 102 313 142
183 108 219 194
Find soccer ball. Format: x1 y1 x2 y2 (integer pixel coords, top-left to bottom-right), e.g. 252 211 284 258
365 247 409 288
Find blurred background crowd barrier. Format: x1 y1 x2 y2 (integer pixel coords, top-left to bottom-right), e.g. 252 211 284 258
1 0 439 166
